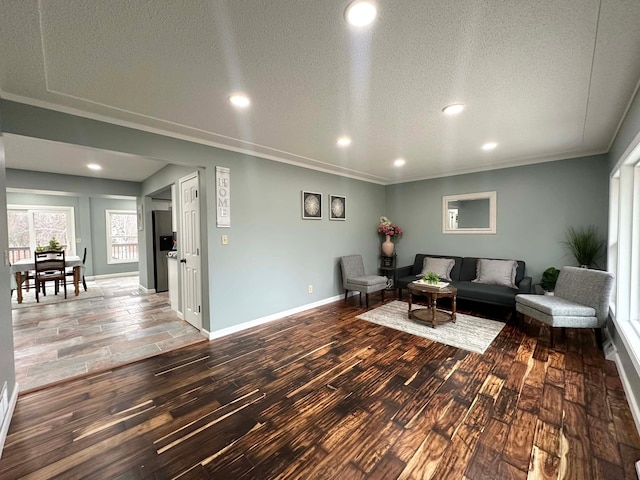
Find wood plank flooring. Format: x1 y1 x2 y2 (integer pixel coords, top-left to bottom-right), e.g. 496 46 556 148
1 296 639 479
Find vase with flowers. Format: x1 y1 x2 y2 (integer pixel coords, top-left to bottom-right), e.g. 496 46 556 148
378 216 403 256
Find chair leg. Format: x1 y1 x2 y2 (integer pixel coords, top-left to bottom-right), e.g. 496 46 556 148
365 293 369 309
63 278 67 299
344 290 348 303
595 328 604 350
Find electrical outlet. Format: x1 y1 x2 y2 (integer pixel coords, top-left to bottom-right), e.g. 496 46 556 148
308 284 313 294
221 235 228 245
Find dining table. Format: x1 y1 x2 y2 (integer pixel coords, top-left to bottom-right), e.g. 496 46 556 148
10 256 84 304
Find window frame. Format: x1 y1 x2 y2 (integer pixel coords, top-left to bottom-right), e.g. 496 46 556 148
7 204 76 257
105 209 139 265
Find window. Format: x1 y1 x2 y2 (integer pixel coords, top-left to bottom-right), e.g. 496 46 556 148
7 205 75 263
609 140 640 371
106 210 139 264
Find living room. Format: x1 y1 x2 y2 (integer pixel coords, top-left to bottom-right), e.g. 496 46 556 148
1 1 640 477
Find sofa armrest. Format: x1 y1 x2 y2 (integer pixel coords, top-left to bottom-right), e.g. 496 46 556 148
517 276 532 295
396 265 414 279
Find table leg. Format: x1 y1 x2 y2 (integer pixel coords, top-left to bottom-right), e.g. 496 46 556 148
452 295 457 323
16 271 23 304
74 266 80 296
408 291 412 318
431 295 437 327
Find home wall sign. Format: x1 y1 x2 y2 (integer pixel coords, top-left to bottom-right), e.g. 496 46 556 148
216 166 231 228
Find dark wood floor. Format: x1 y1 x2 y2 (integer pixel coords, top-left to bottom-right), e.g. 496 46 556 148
1 295 639 479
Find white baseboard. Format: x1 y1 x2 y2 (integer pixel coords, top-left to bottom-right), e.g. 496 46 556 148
0 383 19 460
138 284 156 294
87 272 138 280
204 293 348 341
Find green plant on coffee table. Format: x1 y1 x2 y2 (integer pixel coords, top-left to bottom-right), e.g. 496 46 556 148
422 271 440 285
540 267 560 292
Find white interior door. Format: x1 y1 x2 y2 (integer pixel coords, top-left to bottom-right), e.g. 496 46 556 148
179 172 202 331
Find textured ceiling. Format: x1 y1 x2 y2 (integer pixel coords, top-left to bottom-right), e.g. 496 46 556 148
1 0 640 184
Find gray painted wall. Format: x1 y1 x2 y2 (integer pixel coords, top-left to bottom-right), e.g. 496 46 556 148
0 100 385 332
0 135 17 431
385 155 609 283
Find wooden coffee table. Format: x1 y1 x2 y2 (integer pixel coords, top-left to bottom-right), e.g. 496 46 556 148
407 282 457 328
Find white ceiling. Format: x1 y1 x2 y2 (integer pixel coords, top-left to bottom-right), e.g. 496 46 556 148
3 134 167 182
1 0 640 184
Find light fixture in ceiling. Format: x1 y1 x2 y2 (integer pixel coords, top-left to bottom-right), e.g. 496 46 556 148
345 1 377 27
394 158 406 167
442 104 465 115
229 94 251 108
482 142 498 151
87 164 102 170
337 136 352 147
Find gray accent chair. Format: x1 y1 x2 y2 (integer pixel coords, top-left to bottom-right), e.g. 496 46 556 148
515 266 614 349
340 255 388 308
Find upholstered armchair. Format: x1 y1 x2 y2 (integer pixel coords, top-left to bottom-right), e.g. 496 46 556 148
340 255 388 308
515 266 614 348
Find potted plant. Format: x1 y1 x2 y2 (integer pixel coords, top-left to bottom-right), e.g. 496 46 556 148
422 271 440 285
540 267 560 294
35 237 63 253
563 225 604 268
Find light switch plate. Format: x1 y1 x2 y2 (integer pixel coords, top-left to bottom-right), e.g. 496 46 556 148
221 235 228 245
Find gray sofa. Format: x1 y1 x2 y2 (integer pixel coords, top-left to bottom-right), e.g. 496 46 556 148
396 254 532 309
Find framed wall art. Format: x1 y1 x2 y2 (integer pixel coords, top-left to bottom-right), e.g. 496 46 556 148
302 191 322 219
329 194 346 221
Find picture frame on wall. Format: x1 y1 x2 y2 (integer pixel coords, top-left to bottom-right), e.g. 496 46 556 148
329 194 346 221
302 191 322 219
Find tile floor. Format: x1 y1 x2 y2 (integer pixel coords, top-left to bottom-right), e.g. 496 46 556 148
12 275 206 393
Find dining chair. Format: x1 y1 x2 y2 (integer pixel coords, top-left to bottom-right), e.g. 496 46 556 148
65 247 87 291
34 250 67 302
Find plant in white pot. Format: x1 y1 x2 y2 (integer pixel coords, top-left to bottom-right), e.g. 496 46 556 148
563 225 604 268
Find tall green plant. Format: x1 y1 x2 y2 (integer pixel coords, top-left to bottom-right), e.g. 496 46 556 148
563 225 604 268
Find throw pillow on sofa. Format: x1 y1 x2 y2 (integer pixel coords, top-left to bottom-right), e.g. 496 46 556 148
420 257 455 281
472 259 517 289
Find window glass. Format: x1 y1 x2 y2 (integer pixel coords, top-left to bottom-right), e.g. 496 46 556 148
107 210 138 264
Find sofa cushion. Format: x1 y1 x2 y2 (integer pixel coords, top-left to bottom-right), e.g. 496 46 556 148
472 259 517 289
411 254 463 281
420 257 455 281
347 275 387 287
516 294 596 317
455 281 519 306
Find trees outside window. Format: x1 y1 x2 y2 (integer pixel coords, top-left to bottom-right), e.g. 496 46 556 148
7 206 75 263
106 210 138 264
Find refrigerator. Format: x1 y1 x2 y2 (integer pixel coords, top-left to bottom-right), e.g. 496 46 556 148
152 210 173 293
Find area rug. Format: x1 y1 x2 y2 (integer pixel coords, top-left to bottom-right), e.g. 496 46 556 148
356 300 505 354
12 280 105 309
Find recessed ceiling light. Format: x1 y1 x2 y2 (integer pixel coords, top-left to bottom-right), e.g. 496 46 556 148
394 158 406 167
87 164 102 170
482 142 498 151
345 1 377 27
337 136 352 147
229 94 251 108
442 104 465 115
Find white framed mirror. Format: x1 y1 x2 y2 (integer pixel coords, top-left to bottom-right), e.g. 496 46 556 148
442 191 497 234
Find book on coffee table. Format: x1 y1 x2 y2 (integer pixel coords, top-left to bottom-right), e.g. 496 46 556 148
413 280 449 289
